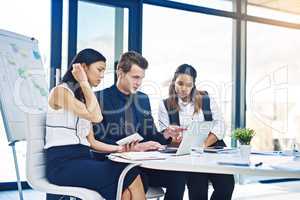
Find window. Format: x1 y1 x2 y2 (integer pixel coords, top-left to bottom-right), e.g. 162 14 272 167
77 1 129 91
61 0 69 75
169 0 233 11
0 0 50 182
247 22 300 151
142 5 232 141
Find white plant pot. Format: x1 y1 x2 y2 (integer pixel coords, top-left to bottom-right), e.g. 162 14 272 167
240 145 251 163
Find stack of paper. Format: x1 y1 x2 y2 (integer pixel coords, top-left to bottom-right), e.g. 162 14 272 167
111 151 171 161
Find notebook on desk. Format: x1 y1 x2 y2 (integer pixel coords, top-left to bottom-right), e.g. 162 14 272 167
111 151 171 161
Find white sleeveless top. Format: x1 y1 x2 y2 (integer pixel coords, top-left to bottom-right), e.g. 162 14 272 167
44 83 91 149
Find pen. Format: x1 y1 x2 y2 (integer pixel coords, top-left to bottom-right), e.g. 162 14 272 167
158 119 169 130
158 119 187 131
254 162 263 167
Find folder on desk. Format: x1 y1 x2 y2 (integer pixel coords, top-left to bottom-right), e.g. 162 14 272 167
111 151 170 161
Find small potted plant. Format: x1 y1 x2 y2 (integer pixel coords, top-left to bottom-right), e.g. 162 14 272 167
232 128 256 163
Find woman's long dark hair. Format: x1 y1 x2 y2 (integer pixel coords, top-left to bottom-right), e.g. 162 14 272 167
167 64 206 114
61 48 106 102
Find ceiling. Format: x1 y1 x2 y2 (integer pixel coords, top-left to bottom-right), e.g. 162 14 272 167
248 0 300 15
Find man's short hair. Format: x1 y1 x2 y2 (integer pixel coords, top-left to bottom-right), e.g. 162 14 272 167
117 51 148 73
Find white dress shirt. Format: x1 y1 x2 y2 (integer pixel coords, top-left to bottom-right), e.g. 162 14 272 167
158 96 225 140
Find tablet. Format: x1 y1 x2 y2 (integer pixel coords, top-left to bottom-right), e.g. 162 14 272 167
116 133 144 145
175 121 210 156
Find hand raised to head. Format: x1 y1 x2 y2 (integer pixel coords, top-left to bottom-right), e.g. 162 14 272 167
72 63 88 82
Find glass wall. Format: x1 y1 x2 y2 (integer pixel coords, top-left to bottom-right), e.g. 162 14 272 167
247 22 300 151
0 0 50 182
142 4 232 142
77 1 129 91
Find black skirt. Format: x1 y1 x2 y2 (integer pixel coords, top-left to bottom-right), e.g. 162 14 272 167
46 144 140 200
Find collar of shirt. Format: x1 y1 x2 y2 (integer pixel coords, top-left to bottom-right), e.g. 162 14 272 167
178 97 194 108
112 84 134 102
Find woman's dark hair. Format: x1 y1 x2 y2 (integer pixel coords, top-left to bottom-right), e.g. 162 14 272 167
61 48 106 102
167 64 206 114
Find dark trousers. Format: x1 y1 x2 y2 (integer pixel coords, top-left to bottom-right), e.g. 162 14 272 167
141 168 186 200
186 172 235 200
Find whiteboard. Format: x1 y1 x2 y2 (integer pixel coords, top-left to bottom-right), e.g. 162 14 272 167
0 29 48 144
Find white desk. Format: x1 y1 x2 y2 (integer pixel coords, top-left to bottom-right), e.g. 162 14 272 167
110 152 300 177
111 152 300 200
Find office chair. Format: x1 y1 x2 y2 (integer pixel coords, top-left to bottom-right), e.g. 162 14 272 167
25 113 104 200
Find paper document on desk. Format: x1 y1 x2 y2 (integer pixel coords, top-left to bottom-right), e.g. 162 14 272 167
271 161 300 172
111 151 171 161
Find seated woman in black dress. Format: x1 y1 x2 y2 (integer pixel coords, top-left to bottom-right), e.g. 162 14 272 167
45 48 145 200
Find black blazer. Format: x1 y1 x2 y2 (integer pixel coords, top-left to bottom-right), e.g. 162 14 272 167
93 85 170 145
